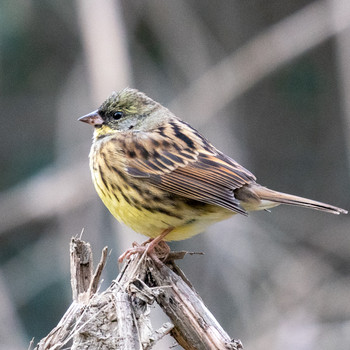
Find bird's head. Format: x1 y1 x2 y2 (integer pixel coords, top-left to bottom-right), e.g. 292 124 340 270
79 88 168 138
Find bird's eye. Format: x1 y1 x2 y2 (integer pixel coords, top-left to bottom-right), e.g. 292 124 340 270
113 111 123 120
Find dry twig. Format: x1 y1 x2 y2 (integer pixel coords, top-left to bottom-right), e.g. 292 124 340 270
33 238 242 350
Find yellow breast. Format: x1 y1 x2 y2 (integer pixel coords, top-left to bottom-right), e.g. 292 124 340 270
89 139 234 241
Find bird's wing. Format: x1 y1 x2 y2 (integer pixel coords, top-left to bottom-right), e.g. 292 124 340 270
124 120 256 214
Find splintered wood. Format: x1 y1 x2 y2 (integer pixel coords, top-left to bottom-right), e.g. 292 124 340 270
33 238 243 350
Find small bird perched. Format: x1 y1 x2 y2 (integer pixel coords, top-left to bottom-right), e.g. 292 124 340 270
79 88 347 261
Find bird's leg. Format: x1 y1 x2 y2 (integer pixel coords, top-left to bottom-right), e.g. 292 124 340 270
118 227 173 263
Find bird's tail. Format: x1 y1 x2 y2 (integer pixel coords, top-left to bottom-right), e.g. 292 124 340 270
237 184 348 215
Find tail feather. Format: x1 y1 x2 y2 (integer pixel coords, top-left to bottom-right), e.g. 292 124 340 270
243 185 348 215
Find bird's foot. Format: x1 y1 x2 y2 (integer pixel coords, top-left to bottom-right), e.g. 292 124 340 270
118 228 173 263
118 241 147 263
118 239 170 264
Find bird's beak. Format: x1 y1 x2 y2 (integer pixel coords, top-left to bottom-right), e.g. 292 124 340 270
78 110 104 126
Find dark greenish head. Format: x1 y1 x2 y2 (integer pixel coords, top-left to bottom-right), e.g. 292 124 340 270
99 88 159 119
78 88 168 135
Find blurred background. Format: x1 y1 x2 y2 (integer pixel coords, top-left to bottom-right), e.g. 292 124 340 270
1 0 350 349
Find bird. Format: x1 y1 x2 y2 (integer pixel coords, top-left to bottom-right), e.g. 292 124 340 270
79 88 347 261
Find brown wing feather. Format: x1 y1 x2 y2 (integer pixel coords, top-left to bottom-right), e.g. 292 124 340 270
125 119 256 214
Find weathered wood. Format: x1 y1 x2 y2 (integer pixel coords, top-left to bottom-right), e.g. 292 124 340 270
139 258 243 350
33 238 243 350
69 239 141 349
70 238 93 302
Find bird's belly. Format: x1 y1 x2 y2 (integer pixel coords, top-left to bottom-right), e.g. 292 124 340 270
92 168 234 241
113 196 234 241
164 208 234 241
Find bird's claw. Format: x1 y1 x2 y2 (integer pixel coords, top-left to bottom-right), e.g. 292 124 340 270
118 239 170 264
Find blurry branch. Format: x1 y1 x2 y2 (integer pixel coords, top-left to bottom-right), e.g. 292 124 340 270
330 0 350 174
0 163 93 234
34 238 243 350
171 0 350 123
76 0 131 102
144 0 222 81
